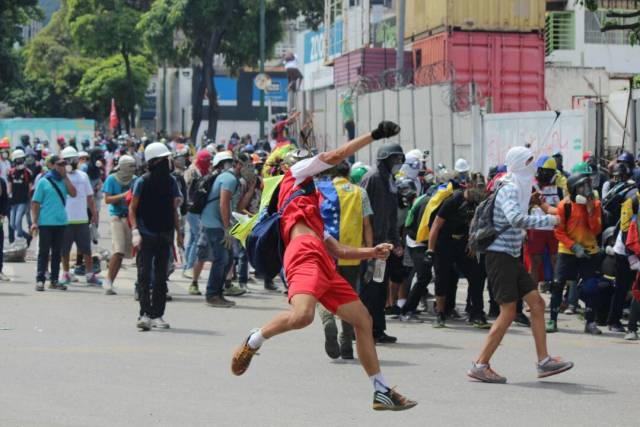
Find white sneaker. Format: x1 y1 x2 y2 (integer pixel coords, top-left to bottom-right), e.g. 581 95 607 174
0 272 10 281
624 331 639 341
151 317 170 329
68 271 79 283
137 315 151 331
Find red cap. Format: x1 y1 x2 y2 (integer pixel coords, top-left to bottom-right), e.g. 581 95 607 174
582 151 593 161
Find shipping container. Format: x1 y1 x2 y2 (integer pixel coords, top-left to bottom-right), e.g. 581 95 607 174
412 32 545 113
333 48 413 89
405 0 546 40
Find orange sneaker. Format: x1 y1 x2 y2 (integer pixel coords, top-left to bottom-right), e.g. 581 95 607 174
231 333 259 376
372 387 417 411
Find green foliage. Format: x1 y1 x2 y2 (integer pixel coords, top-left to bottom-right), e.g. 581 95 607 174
77 54 153 119
577 0 640 45
0 0 43 97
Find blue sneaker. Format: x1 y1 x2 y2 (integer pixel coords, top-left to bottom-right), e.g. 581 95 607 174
74 265 86 276
86 274 103 286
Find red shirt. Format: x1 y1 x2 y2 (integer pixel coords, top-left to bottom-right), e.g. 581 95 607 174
274 120 288 143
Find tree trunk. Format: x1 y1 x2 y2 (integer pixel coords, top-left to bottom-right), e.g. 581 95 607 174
190 63 205 142
205 47 219 142
121 44 136 131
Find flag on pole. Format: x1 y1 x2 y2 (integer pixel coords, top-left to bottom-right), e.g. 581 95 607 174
109 98 119 130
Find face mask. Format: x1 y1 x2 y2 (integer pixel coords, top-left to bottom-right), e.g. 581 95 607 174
240 162 256 182
391 164 402 175
16 164 25 170
1 153 8 160
65 165 73 173
575 194 588 205
25 157 34 165
174 156 186 169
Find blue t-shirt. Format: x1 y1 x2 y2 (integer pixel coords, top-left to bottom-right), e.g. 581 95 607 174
132 175 182 236
32 174 69 226
201 170 238 229
102 174 136 217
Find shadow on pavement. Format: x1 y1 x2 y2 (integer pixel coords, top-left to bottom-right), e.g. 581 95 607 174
389 342 462 351
0 292 27 297
378 359 420 367
510 381 615 395
157 328 222 337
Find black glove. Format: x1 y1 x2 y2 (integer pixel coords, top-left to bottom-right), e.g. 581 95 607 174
424 250 435 267
371 121 401 140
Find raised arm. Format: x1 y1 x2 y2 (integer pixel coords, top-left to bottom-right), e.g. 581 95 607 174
319 121 400 166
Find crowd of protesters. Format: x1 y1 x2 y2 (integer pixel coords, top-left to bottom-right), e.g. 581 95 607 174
3 111 640 407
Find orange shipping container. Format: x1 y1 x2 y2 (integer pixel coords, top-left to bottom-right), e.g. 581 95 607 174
404 0 546 40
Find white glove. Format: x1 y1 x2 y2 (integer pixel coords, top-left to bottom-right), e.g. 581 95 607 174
221 228 234 250
629 255 640 271
605 245 615 256
132 228 142 248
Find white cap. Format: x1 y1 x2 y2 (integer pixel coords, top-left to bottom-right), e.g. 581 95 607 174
11 149 26 161
78 151 89 158
405 149 422 160
61 146 79 159
454 158 470 173
144 142 171 162
213 151 234 167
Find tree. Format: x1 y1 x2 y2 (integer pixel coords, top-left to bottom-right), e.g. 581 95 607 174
580 0 640 44
76 54 153 126
140 0 323 142
0 0 42 99
66 0 152 130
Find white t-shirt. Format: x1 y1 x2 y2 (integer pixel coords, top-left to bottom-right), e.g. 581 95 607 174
66 170 93 224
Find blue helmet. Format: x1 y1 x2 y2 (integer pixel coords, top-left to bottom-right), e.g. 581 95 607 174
617 151 634 164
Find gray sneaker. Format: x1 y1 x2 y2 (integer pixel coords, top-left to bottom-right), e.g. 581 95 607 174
137 315 151 331
206 295 236 307
105 287 117 296
537 356 574 378
584 322 602 335
151 317 170 329
467 363 507 383
624 331 639 341
35 282 45 292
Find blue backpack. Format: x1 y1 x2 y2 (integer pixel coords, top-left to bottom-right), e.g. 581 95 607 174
246 181 315 280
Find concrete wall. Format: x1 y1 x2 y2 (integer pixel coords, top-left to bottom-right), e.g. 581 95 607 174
545 66 629 110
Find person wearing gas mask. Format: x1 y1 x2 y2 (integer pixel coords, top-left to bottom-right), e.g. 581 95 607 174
58 147 101 287
584 151 608 195
31 155 78 291
602 162 632 200
426 175 490 329
528 156 563 294
549 172 603 334
7 149 34 246
129 143 183 331
360 143 405 344
102 155 137 296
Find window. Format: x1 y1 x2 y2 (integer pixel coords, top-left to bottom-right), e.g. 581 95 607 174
584 10 634 45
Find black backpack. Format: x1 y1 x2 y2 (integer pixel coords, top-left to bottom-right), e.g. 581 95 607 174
188 170 221 214
467 183 506 254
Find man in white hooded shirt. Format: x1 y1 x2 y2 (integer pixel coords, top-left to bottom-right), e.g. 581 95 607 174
467 146 574 383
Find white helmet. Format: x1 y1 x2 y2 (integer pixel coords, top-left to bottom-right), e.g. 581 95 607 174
11 149 26 161
61 146 79 159
78 150 89 158
454 158 470 173
405 149 422 160
213 151 234 167
144 142 171 162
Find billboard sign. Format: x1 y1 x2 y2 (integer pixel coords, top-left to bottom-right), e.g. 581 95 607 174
0 118 95 148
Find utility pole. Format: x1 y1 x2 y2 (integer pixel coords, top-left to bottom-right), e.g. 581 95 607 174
396 0 406 87
259 0 266 139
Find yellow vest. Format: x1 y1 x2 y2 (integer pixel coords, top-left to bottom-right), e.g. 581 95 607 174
415 183 454 243
334 176 364 266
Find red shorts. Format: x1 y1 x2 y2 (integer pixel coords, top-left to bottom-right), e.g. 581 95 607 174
527 230 558 255
284 235 359 314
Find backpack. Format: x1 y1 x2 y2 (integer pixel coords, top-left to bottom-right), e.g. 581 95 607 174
188 170 221 214
467 183 506 254
246 180 315 280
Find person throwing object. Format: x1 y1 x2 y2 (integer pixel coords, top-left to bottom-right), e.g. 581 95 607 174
231 122 417 411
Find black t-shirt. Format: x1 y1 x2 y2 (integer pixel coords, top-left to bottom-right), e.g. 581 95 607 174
436 190 476 243
8 168 33 204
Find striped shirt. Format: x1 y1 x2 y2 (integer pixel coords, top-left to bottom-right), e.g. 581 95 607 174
487 181 556 258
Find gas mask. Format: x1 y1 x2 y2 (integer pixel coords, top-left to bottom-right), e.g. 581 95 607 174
574 182 593 205
536 168 556 186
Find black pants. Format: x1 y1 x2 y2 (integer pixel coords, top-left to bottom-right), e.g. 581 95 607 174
628 298 640 332
360 259 389 337
36 225 65 283
609 255 633 326
403 247 433 315
137 233 171 319
0 224 4 272
434 239 485 317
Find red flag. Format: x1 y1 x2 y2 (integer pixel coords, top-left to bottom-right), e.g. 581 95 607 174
109 98 119 130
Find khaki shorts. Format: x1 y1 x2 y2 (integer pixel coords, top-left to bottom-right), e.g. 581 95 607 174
485 251 536 304
110 216 133 258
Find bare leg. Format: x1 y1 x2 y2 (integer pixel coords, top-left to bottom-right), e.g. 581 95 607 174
397 278 408 300
192 260 204 282
261 294 317 338
476 302 517 365
523 290 549 361
336 300 380 376
108 253 123 282
62 255 70 274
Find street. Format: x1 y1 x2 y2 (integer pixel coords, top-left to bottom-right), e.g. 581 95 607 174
0 214 637 427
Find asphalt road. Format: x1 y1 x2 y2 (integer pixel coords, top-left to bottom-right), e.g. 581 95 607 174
0 216 638 426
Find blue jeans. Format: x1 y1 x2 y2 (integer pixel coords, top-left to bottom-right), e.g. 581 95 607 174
197 227 231 298
184 212 201 271
9 203 29 243
233 239 248 284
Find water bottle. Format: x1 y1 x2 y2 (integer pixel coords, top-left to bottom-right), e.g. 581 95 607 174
372 259 386 283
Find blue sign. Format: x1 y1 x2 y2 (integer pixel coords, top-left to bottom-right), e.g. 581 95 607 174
252 77 288 107
214 76 238 106
0 118 95 148
303 20 343 64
